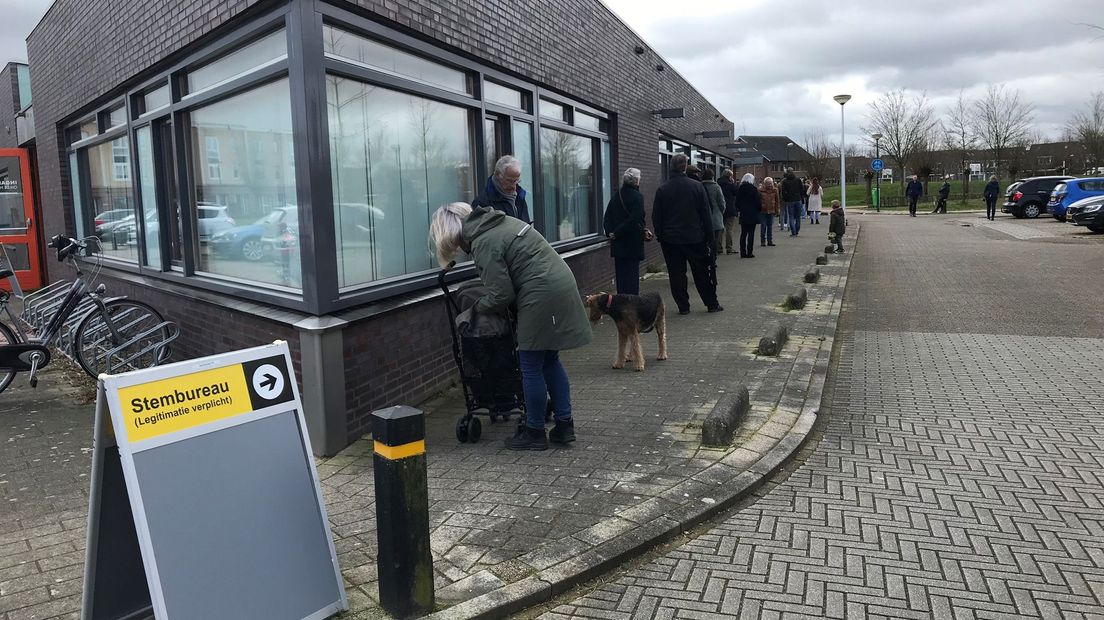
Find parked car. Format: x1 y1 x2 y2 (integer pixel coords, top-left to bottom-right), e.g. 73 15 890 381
94 209 133 237
1001 176 1074 218
1067 195 1104 233
195 203 237 239
210 206 296 261
1048 178 1104 221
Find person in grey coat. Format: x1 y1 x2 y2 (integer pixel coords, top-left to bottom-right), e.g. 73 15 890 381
701 168 727 251
431 203 592 451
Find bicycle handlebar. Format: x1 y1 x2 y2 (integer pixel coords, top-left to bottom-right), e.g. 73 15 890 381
46 235 97 262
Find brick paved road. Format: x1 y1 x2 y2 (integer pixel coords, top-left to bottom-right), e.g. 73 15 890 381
543 215 1104 618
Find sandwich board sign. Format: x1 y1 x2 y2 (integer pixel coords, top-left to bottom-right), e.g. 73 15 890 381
80 341 347 620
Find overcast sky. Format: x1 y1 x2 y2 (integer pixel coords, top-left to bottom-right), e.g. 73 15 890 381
4 0 1102 151
602 0 1104 149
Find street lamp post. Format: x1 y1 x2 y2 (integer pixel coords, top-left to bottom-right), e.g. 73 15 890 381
872 132 882 212
833 94 852 209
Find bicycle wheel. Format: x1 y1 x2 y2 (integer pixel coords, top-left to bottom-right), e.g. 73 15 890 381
0 321 17 393
73 299 172 377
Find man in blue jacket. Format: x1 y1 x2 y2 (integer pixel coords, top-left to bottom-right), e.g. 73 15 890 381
473 155 530 222
906 175 924 217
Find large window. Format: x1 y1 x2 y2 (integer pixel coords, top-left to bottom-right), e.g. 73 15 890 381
187 29 287 95
327 75 474 288
323 25 471 95
189 78 299 289
87 136 137 262
540 128 595 242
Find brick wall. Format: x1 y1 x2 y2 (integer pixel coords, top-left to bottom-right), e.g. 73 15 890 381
0 64 19 148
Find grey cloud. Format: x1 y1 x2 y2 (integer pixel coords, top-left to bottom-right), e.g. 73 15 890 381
0 0 52 64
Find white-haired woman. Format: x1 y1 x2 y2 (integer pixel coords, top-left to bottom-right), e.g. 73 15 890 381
735 174 762 258
430 203 592 450
602 167 649 294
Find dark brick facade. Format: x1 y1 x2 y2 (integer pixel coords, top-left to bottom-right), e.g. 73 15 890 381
27 0 734 450
0 63 21 148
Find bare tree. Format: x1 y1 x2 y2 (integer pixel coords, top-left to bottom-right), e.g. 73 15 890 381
971 84 1034 178
1067 91 1104 173
861 89 939 194
802 129 835 181
943 91 976 197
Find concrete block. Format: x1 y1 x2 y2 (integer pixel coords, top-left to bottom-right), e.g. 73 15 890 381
700 386 750 447
785 286 808 310
757 322 788 356
804 268 820 283
816 254 828 265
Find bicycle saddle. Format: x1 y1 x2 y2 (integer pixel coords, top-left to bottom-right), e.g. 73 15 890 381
0 269 12 280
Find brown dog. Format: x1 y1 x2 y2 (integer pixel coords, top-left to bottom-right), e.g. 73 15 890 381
585 291 668 371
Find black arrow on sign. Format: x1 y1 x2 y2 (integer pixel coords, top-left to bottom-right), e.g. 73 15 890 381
259 373 278 391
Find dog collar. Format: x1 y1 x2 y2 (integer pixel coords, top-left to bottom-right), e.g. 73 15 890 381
606 293 613 310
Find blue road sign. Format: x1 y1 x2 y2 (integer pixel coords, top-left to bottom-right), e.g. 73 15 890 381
871 159 884 172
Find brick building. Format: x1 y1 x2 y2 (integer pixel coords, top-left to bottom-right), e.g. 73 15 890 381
26 0 738 454
728 135 812 181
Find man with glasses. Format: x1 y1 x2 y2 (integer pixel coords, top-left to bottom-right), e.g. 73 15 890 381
473 155 530 222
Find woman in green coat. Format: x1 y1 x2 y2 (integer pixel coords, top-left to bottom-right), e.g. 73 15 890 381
431 203 592 451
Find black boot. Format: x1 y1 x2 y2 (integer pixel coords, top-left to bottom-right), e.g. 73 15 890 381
549 419 576 445
505 425 548 451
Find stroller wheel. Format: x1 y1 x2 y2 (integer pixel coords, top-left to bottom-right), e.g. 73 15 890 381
469 417 482 443
456 417 470 443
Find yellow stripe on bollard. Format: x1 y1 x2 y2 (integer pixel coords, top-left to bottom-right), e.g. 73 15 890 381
373 439 425 460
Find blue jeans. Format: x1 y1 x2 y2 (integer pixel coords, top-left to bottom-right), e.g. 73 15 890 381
760 213 774 242
518 350 572 429
786 202 804 235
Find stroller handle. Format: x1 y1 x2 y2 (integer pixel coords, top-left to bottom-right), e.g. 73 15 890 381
437 260 457 294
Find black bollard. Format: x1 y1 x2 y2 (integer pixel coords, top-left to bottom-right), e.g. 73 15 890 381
372 406 434 618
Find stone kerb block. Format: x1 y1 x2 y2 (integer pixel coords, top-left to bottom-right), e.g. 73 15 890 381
824 244 836 254
815 254 828 265
785 286 808 310
803 268 820 283
701 386 750 447
757 321 788 356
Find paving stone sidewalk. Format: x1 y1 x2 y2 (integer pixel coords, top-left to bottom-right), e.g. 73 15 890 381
0 223 854 620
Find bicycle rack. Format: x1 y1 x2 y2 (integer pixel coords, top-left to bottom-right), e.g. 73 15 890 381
68 303 181 374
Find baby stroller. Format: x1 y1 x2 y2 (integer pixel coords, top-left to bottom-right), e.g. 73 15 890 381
437 261 549 443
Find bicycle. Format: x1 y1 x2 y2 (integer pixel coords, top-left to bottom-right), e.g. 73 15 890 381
0 235 175 392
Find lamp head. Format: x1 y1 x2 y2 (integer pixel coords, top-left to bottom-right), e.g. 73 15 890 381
871 132 883 142
833 94 852 105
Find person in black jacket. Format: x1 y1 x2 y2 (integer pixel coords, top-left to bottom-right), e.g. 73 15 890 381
719 169 739 254
603 167 648 295
983 176 1000 220
932 181 951 214
905 175 924 217
779 169 806 236
828 200 846 252
472 155 530 222
652 154 722 314
734 174 762 258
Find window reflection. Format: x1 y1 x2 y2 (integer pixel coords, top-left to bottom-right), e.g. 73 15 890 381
190 78 299 289
187 29 287 95
135 127 161 267
327 75 474 288
87 137 138 262
539 128 594 241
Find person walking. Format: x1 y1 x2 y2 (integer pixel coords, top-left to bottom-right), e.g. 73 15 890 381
602 167 649 295
430 203 592 450
779 169 805 236
473 155 530 222
719 169 739 254
701 168 726 252
807 177 823 224
759 176 780 247
906 175 924 217
932 180 951 214
652 153 722 314
735 173 762 258
828 200 846 253
983 175 1000 221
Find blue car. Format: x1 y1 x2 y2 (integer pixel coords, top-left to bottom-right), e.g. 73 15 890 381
1048 178 1104 221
